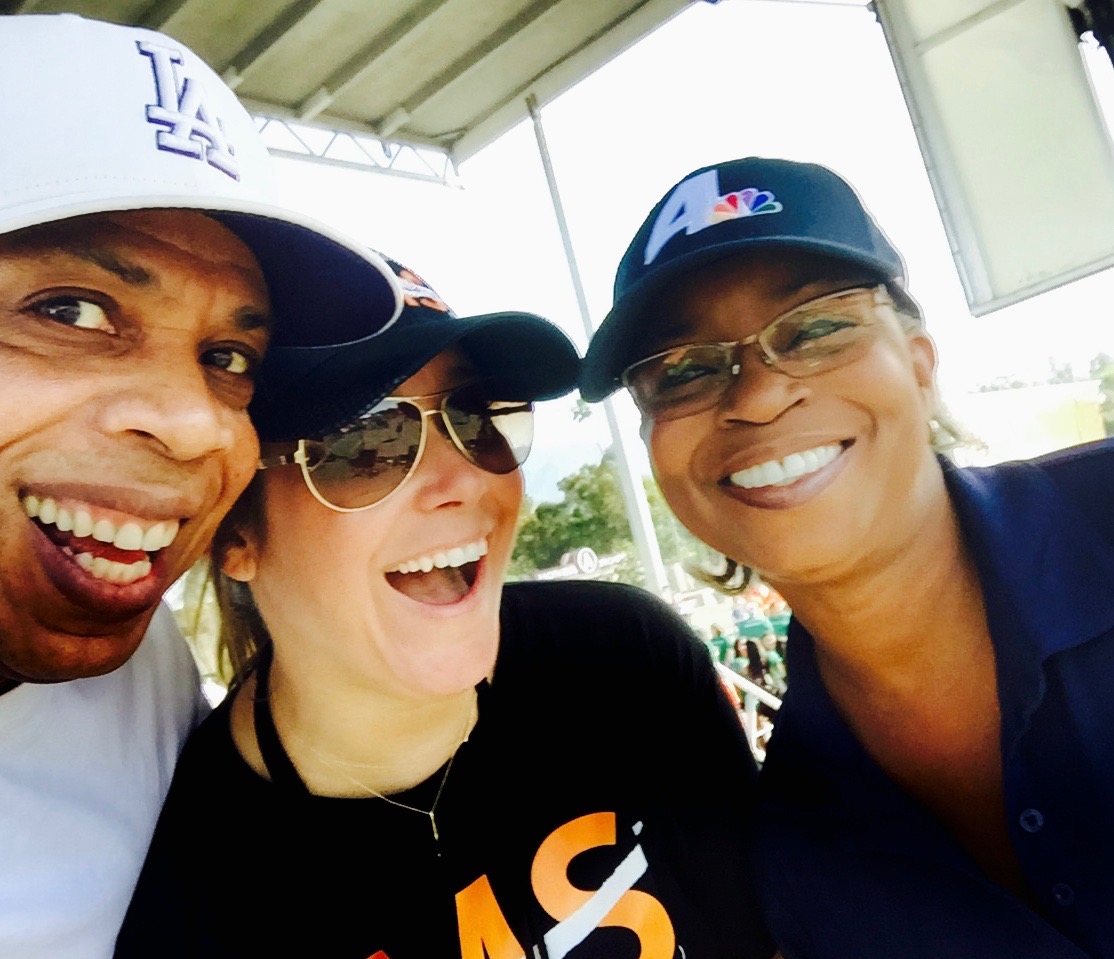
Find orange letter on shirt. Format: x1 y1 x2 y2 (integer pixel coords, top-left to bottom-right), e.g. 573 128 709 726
456 874 526 959
532 812 674 959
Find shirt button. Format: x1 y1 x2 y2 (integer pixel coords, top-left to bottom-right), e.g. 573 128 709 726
1052 883 1075 906
1019 808 1044 833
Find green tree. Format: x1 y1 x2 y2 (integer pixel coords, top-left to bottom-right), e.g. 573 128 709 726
509 454 720 585
509 454 634 577
643 475 720 570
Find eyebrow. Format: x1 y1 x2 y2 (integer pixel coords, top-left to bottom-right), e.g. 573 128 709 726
647 314 692 342
63 243 154 286
235 306 273 334
1 232 155 287
4 231 274 333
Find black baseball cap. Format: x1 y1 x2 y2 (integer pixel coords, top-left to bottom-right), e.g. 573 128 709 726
580 156 907 401
251 253 581 442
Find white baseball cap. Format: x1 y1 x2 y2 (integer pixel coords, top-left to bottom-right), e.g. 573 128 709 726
0 13 402 348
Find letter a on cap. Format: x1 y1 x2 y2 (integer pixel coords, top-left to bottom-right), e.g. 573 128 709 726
643 169 721 265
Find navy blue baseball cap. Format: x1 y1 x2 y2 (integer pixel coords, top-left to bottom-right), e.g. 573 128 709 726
251 253 582 442
580 156 907 401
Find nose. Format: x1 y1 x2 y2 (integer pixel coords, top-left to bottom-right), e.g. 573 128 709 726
410 412 490 509
715 346 809 427
94 354 239 462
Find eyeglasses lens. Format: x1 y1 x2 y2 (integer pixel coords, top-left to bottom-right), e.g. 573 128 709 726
761 309 872 374
625 344 736 422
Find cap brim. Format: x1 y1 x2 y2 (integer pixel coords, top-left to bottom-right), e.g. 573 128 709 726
251 311 581 442
581 236 897 402
0 195 402 350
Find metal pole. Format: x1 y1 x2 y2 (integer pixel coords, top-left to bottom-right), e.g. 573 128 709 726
526 94 670 598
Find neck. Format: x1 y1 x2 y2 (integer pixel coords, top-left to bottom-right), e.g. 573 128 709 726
0 679 19 696
770 472 988 694
264 652 477 797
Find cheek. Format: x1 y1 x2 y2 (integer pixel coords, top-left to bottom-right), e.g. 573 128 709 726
251 492 360 620
224 413 260 491
490 471 523 536
647 421 709 525
647 418 703 489
854 348 934 439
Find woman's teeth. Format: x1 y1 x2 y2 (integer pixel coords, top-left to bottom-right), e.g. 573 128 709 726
394 539 488 575
728 443 842 490
22 495 179 551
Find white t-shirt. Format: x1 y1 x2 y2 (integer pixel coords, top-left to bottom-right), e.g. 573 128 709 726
0 604 208 959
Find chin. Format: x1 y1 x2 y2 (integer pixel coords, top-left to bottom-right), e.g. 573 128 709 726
3 628 146 683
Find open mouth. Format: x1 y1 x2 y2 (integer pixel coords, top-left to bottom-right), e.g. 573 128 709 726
22 493 180 587
384 538 488 606
724 442 847 490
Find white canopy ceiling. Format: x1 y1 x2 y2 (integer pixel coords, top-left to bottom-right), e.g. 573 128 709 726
5 0 695 163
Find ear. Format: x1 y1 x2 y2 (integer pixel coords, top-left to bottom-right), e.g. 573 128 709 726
217 526 259 583
906 327 939 407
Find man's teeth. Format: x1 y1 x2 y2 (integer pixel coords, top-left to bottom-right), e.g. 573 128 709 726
70 549 152 585
394 539 488 574
22 495 180 551
728 444 842 490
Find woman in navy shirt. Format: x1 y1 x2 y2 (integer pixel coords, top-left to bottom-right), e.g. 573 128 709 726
581 155 1114 959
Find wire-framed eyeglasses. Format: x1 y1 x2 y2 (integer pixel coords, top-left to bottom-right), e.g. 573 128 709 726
258 385 534 512
620 285 894 421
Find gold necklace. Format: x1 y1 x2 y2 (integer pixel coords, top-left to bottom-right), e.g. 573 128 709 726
308 695 476 845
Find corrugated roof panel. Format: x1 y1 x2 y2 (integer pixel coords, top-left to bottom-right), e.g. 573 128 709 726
2 0 695 161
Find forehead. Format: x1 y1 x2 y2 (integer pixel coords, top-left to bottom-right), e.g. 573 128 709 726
0 210 263 276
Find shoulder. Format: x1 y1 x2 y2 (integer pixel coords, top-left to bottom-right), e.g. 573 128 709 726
161 693 242 802
498 580 711 677
52 603 208 755
949 439 1114 541
124 603 210 728
945 439 1114 513
501 579 691 634
1030 436 1114 492
134 603 202 679
953 436 1114 485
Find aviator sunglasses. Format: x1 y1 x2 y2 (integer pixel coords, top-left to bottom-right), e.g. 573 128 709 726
621 285 897 422
258 384 534 512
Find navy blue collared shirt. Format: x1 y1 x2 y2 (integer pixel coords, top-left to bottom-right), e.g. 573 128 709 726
754 439 1114 959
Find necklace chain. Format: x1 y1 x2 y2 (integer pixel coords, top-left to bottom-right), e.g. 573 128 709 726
305 695 476 845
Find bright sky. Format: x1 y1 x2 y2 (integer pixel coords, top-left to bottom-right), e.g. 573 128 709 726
269 0 1114 501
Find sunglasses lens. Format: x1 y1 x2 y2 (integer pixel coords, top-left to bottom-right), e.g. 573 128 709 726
304 402 423 509
445 388 533 474
623 344 735 421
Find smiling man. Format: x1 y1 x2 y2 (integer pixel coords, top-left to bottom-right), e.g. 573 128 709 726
0 13 400 959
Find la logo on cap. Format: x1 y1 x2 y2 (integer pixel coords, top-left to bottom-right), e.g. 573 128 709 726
643 168 783 265
137 40 239 180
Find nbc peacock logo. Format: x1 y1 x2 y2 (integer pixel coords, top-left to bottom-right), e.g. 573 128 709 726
709 187 783 224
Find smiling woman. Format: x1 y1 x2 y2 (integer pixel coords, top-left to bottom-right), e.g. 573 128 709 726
113 253 778 959
582 155 1114 959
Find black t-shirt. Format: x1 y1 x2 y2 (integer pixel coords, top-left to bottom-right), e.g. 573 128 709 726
115 580 774 959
